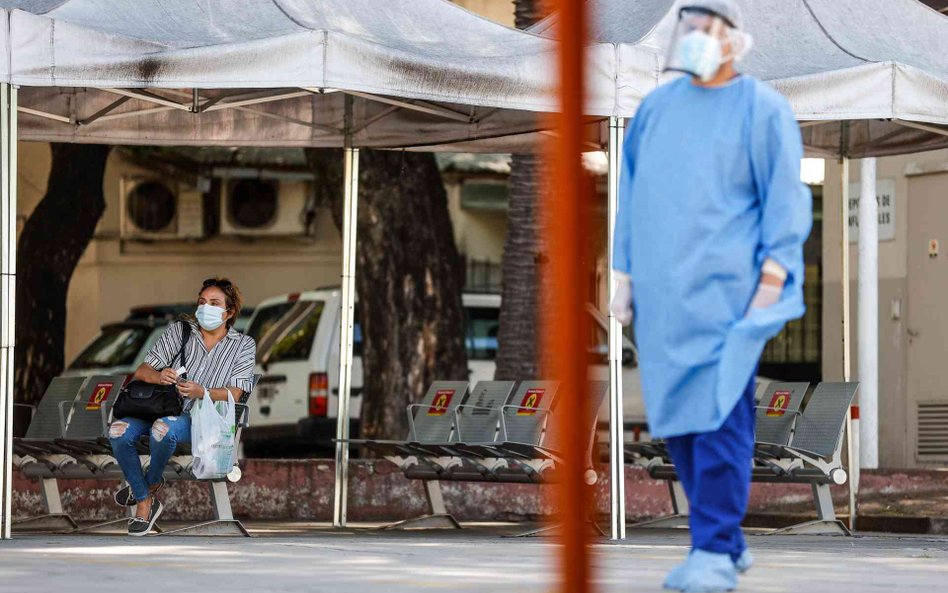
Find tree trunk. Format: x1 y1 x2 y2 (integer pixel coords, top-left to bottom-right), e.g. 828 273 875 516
14 143 111 435
495 0 553 381
495 153 546 380
308 149 468 442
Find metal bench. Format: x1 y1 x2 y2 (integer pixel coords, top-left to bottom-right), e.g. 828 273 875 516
345 379 608 532
13 374 259 536
630 382 858 535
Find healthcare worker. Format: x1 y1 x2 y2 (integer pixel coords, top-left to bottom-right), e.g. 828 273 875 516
610 1 812 591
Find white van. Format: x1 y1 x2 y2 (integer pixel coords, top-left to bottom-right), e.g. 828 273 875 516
241 288 647 455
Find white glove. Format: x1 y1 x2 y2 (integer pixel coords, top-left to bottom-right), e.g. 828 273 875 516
747 258 786 313
609 272 633 327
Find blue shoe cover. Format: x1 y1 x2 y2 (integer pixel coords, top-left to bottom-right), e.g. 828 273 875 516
677 550 738 593
662 552 693 591
734 549 753 574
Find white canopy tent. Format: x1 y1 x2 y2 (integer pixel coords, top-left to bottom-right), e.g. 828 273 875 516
0 0 594 539
531 0 948 538
1 0 946 541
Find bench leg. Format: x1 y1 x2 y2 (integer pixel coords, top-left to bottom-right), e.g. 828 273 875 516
379 480 461 531
510 518 606 538
629 480 690 529
768 483 851 536
13 478 78 533
157 481 249 537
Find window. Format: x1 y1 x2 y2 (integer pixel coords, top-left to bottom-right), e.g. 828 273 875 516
248 300 325 365
460 179 508 212
760 186 822 380
465 307 499 361
69 326 152 370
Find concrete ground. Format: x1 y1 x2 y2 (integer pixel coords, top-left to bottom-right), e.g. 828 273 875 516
2 523 948 592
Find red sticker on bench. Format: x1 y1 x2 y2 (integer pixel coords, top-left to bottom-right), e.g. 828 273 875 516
85 382 115 411
517 388 545 415
766 391 791 417
427 390 455 416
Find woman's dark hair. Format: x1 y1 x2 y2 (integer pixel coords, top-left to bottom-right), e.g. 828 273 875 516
198 277 243 329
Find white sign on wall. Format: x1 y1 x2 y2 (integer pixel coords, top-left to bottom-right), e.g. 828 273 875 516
848 178 896 243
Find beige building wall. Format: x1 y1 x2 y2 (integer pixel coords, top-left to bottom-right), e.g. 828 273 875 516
18 144 345 362
18 144 511 363
452 0 515 25
445 180 508 263
822 148 948 468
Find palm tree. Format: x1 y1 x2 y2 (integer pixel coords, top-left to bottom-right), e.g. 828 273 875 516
494 0 551 381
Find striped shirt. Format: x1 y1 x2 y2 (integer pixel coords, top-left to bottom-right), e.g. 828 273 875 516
143 320 256 411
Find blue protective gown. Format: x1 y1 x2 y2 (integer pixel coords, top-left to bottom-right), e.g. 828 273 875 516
613 75 812 439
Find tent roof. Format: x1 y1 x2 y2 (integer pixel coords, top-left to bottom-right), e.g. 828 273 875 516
2 0 579 149
4 0 948 156
533 0 948 157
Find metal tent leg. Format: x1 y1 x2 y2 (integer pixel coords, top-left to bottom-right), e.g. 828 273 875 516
12 478 78 533
379 480 461 531
606 115 627 541
0 84 17 540
158 481 249 537
511 516 607 538
333 96 359 529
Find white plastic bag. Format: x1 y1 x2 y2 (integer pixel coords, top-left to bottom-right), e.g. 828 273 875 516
190 389 236 479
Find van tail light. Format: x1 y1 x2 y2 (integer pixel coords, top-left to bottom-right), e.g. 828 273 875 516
308 373 329 417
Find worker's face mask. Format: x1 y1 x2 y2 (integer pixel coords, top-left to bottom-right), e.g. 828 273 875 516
675 30 723 82
664 10 753 82
196 304 226 331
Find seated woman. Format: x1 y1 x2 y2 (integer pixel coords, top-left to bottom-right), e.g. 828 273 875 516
108 278 256 536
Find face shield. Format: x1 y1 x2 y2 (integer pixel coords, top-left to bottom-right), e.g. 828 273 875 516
664 8 753 82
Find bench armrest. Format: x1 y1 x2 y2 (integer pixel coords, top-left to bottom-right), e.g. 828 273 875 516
12 402 35 420
405 403 453 442
235 402 251 428
499 404 551 441
57 400 74 437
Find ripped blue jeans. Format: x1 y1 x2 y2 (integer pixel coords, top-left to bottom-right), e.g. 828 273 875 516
109 415 192 502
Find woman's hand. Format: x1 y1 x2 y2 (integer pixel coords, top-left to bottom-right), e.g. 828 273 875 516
176 381 206 400
158 368 179 385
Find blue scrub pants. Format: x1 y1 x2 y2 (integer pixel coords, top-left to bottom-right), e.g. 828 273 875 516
665 376 755 561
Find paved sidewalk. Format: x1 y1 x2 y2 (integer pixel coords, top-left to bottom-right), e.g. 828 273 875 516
2 524 948 592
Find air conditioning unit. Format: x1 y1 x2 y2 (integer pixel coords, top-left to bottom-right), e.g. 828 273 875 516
219 175 309 237
120 176 204 240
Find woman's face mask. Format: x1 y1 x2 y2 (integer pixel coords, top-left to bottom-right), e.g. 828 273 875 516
676 29 724 82
196 304 227 331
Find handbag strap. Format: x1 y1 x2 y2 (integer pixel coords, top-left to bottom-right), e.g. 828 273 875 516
173 320 192 370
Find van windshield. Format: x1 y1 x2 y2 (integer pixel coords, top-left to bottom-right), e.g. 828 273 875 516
247 300 326 365
69 325 153 370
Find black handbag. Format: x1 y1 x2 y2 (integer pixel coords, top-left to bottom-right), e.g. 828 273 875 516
112 321 192 424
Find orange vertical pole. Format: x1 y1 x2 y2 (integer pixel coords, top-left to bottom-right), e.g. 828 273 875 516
547 1 593 592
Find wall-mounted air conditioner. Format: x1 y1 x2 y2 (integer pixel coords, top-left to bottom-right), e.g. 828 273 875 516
120 176 204 240
218 172 309 237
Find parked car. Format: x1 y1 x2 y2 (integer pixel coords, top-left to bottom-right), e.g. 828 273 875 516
241 289 649 456
127 303 255 332
62 305 255 380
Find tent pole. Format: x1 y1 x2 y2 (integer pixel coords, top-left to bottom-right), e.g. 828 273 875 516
333 95 359 528
840 154 856 531
606 116 626 540
0 84 16 540
858 157 878 472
